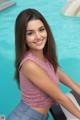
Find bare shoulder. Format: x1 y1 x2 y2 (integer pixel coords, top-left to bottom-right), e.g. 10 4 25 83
21 59 48 79
22 59 36 70
21 59 44 74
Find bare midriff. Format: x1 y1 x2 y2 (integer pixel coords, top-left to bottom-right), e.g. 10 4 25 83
32 107 49 115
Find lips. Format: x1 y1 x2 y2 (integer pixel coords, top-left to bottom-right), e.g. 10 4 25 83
34 40 43 45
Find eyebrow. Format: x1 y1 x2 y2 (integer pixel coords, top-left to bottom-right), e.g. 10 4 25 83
26 26 45 32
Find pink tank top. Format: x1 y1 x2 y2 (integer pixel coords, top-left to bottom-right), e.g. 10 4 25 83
19 52 59 108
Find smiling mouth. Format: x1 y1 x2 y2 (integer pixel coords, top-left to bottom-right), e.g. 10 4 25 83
34 40 43 45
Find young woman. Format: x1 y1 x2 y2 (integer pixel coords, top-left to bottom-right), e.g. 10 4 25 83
7 8 80 120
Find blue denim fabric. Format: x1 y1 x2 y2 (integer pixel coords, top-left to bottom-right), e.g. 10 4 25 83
7 100 48 120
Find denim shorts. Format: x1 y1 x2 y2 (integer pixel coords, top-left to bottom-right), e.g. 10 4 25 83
6 100 48 120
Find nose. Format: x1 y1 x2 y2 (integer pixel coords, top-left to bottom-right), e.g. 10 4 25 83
35 31 41 40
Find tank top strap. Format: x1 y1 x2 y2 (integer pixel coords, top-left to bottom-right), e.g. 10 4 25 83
19 52 47 71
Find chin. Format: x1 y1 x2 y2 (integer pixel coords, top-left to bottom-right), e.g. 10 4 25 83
35 46 45 50
32 44 45 50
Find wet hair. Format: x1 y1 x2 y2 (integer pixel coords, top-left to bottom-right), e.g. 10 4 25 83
14 8 59 87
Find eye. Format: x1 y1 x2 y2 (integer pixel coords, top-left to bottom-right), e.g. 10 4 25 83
39 27 45 32
26 32 33 36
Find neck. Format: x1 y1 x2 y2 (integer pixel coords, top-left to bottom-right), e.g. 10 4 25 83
29 50 46 62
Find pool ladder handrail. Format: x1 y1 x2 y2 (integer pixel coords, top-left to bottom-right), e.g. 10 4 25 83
0 0 16 11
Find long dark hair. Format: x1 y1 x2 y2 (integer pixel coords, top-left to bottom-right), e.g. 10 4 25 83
14 8 59 87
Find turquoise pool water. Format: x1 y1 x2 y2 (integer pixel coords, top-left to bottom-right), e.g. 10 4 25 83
0 0 80 119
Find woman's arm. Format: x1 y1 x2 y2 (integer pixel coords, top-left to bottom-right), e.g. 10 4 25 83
21 60 80 119
57 67 80 95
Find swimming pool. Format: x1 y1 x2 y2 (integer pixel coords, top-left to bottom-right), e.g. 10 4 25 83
0 0 80 119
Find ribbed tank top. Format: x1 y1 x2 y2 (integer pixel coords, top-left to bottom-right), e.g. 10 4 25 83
19 52 59 108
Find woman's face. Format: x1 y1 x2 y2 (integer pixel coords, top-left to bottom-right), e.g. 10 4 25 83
26 19 47 51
